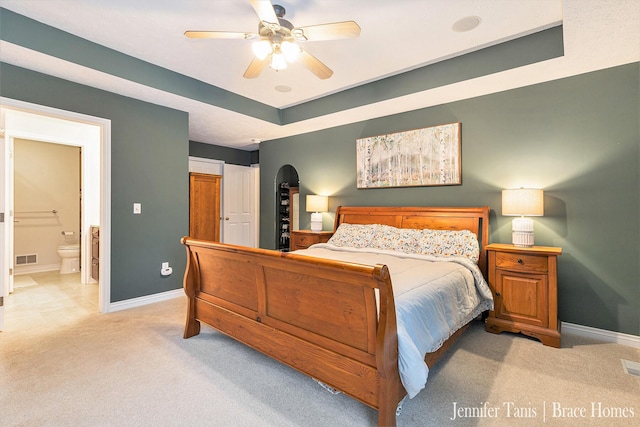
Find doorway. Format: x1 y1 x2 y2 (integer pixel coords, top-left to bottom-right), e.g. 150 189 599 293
275 165 299 251
14 139 82 274
188 157 259 248
0 98 111 330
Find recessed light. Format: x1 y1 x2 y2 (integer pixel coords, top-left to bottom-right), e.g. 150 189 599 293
275 85 292 93
452 16 481 32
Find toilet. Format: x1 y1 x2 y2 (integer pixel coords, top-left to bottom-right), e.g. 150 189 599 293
57 244 80 274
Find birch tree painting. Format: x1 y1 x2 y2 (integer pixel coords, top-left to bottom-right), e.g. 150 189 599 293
356 122 461 188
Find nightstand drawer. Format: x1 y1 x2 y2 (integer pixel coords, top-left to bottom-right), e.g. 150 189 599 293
495 252 547 272
296 234 315 246
290 230 333 251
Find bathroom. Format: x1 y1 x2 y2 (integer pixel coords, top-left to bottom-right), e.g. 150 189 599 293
13 138 83 277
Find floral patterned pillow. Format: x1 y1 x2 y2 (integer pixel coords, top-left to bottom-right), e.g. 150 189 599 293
370 224 401 251
417 229 479 262
328 223 479 262
327 223 377 248
392 228 421 254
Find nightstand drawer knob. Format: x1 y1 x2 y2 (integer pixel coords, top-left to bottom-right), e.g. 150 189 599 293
518 259 524 264
495 292 501 296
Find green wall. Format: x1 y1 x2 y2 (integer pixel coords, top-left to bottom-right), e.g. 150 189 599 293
1 63 189 302
189 140 258 166
259 63 640 336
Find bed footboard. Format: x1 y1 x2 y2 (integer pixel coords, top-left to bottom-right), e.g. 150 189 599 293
181 237 405 426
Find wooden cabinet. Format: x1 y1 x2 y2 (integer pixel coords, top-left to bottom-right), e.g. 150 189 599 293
290 230 333 251
485 243 562 348
189 173 221 241
91 226 99 281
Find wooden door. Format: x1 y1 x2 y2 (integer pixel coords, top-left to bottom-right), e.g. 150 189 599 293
189 173 221 241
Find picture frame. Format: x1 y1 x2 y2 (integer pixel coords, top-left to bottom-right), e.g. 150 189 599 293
356 122 461 188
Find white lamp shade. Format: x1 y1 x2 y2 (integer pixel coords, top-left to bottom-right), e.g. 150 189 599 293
502 188 544 216
252 40 272 60
281 41 301 62
270 47 287 70
306 195 328 213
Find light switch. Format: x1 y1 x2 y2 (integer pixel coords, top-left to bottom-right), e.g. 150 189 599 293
133 203 141 214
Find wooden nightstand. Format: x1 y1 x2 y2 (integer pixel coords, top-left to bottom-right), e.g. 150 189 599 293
485 243 563 348
290 230 333 251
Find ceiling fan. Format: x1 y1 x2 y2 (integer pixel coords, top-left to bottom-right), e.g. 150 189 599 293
185 0 361 79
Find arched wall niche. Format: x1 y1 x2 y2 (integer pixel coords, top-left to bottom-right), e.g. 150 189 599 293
274 165 299 251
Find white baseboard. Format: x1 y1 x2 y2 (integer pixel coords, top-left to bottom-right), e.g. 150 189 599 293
106 288 184 313
15 264 60 275
562 322 640 349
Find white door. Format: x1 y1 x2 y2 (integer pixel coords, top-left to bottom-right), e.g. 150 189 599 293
223 164 257 247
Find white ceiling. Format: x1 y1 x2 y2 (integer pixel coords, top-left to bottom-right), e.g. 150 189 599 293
1 0 639 150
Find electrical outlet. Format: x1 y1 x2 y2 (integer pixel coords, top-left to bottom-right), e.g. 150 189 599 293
160 261 172 276
133 203 141 214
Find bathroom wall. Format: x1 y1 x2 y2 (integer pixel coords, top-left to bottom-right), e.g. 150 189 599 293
14 138 80 273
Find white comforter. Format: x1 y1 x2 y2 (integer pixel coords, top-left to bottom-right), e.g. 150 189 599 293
296 243 494 398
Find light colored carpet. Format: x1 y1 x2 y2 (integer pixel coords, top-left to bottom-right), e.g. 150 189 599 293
1 295 638 426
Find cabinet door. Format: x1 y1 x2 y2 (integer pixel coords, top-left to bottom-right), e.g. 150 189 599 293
494 270 548 328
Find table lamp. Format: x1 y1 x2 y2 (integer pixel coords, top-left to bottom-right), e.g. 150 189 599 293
306 195 328 232
502 188 544 247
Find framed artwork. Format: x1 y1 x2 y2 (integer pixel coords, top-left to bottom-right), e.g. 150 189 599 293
356 122 461 188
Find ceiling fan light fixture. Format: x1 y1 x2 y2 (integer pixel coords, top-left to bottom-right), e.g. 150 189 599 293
252 39 273 60
187 1 360 79
270 49 288 71
281 41 301 62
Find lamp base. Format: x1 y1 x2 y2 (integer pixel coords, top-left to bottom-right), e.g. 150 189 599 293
512 231 534 247
512 217 534 247
310 212 322 232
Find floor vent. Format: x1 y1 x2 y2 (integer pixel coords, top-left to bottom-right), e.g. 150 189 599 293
621 359 640 377
16 254 38 265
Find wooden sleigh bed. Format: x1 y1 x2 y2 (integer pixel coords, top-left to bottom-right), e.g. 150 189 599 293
181 206 490 426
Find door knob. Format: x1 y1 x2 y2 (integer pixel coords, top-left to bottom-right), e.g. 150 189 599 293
225 217 230 220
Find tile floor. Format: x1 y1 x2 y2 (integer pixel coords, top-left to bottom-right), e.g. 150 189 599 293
4 271 98 332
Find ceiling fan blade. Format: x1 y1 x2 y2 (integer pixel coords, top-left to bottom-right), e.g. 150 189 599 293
299 49 333 80
243 56 270 79
184 31 256 40
292 21 361 42
250 0 280 32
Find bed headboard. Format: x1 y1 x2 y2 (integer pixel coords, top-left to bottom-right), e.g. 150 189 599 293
333 206 491 278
